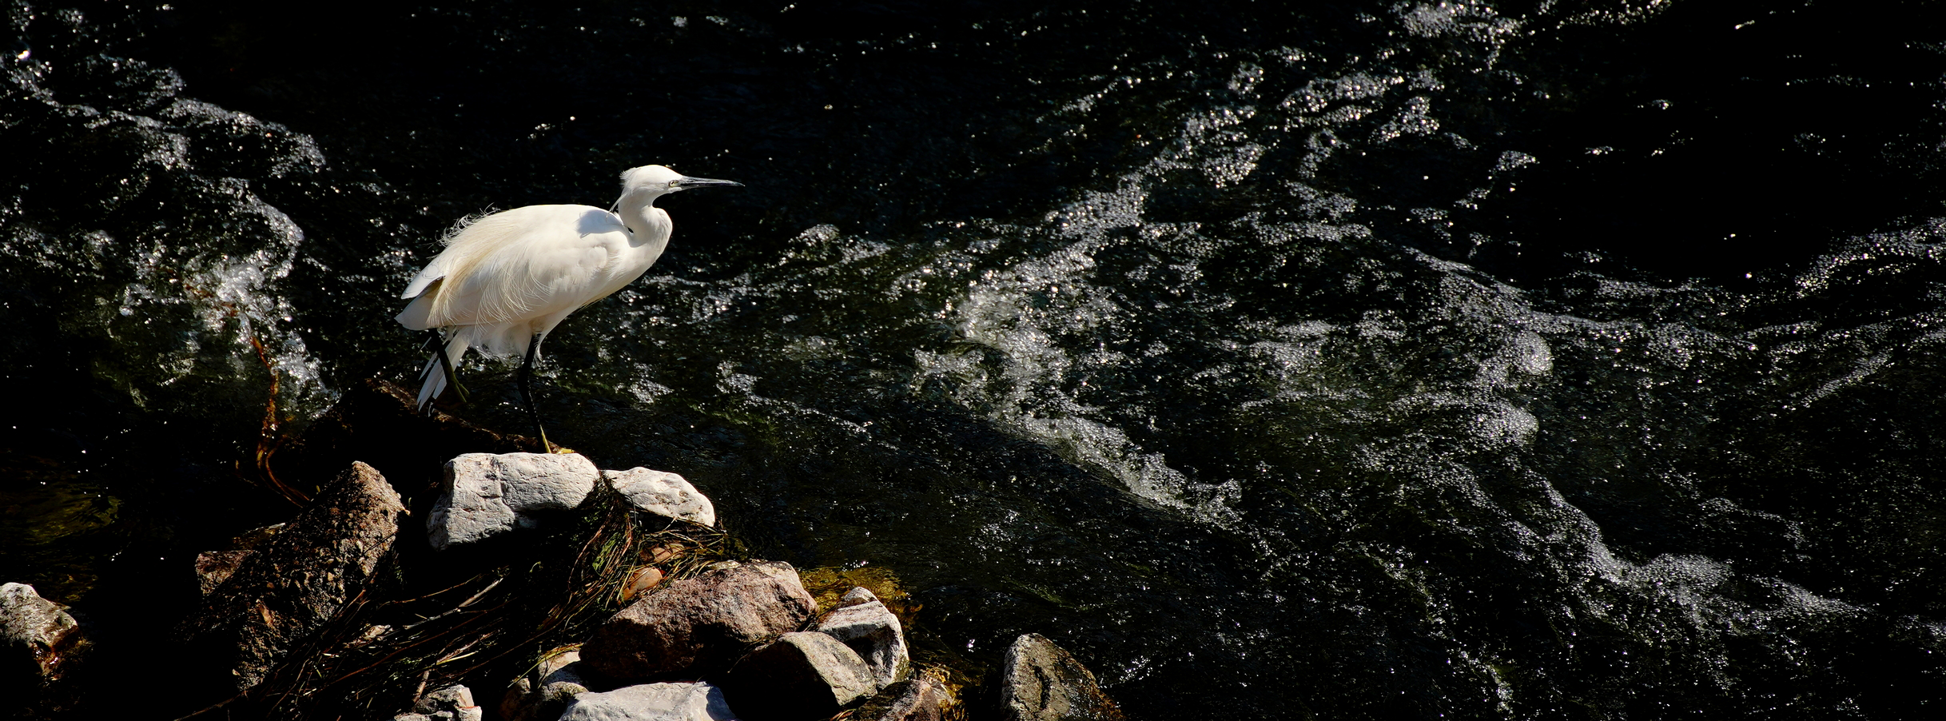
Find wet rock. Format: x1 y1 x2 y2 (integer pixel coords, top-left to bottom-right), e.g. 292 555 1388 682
502 649 592 721
815 587 909 688
870 675 956 721
268 379 543 498
997 634 1123 721
582 561 815 681
0 582 82 690
177 462 406 692
721 632 875 721
607 468 716 527
559 682 737 721
396 683 483 721
427 452 600 551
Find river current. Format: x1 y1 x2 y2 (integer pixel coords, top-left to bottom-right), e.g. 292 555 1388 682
6 0 1946 717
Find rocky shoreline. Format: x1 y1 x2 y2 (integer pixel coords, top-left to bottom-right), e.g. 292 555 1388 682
3 381 1124 721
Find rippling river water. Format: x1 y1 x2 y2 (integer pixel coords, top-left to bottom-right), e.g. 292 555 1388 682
6 0 1946 717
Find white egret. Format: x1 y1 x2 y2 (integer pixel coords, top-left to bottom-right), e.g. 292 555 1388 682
396 165 741 450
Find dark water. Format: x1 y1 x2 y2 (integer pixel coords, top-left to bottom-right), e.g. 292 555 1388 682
7 0 1946 717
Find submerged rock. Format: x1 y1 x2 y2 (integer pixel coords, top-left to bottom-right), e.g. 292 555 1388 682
607 468 716 527
559 682 738 721
582 561 815 681
502 649 593 721
997 634 1124 721
177 462 406 692
427 452 600 551
721 632 876 721
0 582 83 690
815 587 909 688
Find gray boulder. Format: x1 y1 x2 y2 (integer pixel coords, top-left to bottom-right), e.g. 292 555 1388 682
582 561 815 680
997 634 1124 721
1 582 82 689
721 632 875 721
815 587 909 688
427 452 600 551
606 468 716 527
560 682 738 721
502 649 592 721
177 462 406 692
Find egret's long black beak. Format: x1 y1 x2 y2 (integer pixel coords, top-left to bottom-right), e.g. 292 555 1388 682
674 176 743 190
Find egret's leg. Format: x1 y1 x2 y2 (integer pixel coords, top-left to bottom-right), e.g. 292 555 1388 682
425 330 470 408
516 333 553 451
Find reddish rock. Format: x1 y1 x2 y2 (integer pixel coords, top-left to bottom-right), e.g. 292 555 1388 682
177 462 406 692
581 561 815 681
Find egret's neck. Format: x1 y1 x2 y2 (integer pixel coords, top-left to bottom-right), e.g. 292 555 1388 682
615 188 670 246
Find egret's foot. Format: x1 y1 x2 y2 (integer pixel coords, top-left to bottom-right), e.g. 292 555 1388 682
538 430 575 455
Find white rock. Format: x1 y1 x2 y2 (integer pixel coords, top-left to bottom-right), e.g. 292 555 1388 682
428 453 600 551
560 682 739 721
606 468 716 527
815 587 909 688
1 582 81 683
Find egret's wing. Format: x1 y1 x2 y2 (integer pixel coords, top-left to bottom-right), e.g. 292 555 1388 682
422 205 627 328
401 261 448 300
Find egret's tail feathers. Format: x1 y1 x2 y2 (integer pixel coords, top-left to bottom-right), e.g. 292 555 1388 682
415 336 474 412
415 353 445 411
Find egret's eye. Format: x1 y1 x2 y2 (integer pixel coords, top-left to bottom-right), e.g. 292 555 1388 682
667 180 682 189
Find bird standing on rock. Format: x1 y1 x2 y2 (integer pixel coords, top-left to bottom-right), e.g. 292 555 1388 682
396 165 741 451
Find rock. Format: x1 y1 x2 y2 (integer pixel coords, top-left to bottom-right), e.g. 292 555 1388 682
623 567 666 602
582 561 815 681
721 632 875 721
996 634 1124 721
194 523 287 595
560 682 738 721
194 550 255 595
872 675 955 721
177 462 407 692
1 582 82 689
401 683 483 721
815 587 909 688
427 452 600 551
606 468 716 527
502 649 592 721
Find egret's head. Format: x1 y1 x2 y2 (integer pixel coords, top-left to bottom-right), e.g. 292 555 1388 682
620 165 743 197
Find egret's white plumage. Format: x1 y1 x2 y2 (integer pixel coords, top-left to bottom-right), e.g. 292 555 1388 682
397 165 739 424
